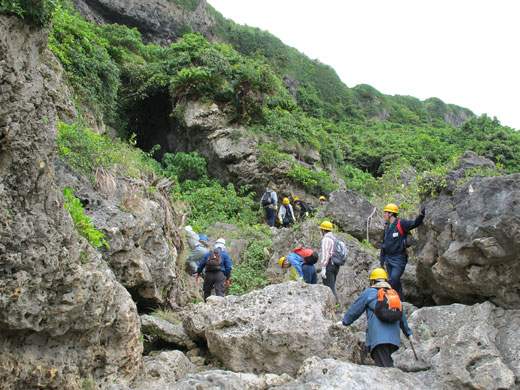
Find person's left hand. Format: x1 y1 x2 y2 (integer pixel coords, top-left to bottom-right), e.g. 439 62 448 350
225 279 230 288
195 274 200 281
320 269 327 279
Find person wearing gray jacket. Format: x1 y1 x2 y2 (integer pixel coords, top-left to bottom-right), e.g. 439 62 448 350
185 225 209 274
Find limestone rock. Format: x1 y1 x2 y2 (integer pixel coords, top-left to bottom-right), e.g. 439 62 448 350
326 189 384 244
55 159 178 308
415 171 520 308
182 282 365 376
394 302 517 390
72 0 217 46
0 16 141 389
274 357 428 390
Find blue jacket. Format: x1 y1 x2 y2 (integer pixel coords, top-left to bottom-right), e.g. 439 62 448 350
302 263 317 284
197 249 232 278
342 282 412 353
287 252 304 279
381 214 424 261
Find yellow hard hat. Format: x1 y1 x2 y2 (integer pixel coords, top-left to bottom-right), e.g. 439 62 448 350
370 268 388 280
319 221 333 231
293 197 299 202
319 196 326 201
283 198 290 204
383 203 399 213
279 257 287 267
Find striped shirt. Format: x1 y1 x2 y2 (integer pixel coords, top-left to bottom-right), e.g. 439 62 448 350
321 231 335 267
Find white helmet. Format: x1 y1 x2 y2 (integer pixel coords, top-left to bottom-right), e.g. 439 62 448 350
215 238 226 246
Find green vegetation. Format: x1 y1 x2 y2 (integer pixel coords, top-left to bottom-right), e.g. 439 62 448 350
57 121 161 181
228 230 272 295
63 187 109 249
1 0 56 26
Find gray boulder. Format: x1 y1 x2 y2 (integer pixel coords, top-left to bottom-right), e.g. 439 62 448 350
182 282 365 376
395 301 517 390
415 172 520 308
274 357 428 390
326 189 384 244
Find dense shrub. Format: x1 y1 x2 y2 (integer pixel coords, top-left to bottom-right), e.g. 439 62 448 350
1 0 56 26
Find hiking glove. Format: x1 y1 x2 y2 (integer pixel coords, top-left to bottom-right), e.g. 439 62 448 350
279 218 283 224
195 274 200 281
225 279 230 288
420 206 426 215
320 268 327 279
335 321 344 326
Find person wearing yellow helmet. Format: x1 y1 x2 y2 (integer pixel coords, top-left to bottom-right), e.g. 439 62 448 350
319 220 340 303
279 248 318 284
260 185 278 227
319 195 327 205
293 197 313 221
380 203 426 300
278 197 296 227
337 268 413 368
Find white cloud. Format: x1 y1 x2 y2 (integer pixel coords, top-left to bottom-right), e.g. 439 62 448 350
208 0 520 129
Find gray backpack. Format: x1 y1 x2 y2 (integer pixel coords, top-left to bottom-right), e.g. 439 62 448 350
330 238 348 266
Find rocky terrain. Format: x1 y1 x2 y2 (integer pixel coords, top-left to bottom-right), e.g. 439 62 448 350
1 4 520 390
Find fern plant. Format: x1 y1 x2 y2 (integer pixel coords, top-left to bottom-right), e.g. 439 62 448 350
63 187 109 249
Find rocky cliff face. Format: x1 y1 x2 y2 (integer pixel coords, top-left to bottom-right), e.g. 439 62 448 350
72 0 217 46
0 16 142 389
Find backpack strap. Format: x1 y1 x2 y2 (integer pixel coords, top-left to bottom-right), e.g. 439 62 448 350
396 219 403 236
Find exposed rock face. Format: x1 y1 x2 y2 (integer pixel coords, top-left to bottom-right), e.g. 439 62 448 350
395 302 518 390
55 160 179 309
182 282 366 376
415 169 520 308
0 16 141 389
276 357 428 390
72 0 217 46
326 189 384 244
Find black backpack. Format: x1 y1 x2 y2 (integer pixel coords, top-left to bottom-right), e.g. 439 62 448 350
373 287 402 323
260 191 273 207
205 250 223 272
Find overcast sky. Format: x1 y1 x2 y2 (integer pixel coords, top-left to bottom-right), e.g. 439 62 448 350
208 0 519 130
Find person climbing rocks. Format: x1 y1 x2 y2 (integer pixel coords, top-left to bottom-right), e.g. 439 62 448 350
319 196 327 206
337 268 413 368
278 198 296 227
293 197 313 222
279 248 318 284
260 185 278 227
319 221 340 303
184 226 210 275
196 238 232 302
380 203 425 300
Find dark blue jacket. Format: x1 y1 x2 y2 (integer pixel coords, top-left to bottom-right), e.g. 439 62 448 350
302 263 317 284
381 214 424 258
197 249 232 278
342 282 412 353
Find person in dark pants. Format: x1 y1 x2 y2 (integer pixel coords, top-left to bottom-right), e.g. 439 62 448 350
338 268 413 367
196 238 232 301
259 186 278 227
380 203 425 300
319 221 340 303
279 248 318 284
293 197 313 221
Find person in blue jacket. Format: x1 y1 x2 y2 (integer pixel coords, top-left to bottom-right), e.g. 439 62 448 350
279 249 318 284
380 203 425 300
196 238 232 301
339 268 413 367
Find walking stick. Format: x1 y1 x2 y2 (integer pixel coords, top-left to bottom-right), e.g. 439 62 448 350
409 338 418 360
